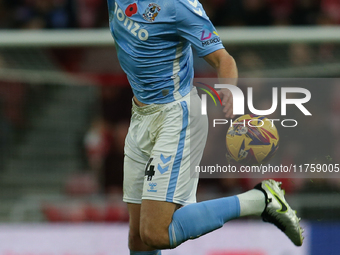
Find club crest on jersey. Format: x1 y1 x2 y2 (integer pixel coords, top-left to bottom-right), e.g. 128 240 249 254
143 3 161 22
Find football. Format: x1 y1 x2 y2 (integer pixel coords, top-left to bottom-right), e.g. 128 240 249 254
226 114 279 165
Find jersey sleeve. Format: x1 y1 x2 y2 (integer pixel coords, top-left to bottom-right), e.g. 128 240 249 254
175 0 224 57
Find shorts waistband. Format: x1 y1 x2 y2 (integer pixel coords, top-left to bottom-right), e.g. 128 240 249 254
132 99 166 115
132 89 195 115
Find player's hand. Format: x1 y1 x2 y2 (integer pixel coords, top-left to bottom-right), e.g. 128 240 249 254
218 88 234 118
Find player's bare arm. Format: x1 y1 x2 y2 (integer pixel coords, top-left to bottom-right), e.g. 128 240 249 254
204 49 238 118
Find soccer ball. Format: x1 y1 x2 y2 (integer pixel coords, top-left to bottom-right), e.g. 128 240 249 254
226 114 279 165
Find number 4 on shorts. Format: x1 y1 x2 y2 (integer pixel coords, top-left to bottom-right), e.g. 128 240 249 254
145 158 155 181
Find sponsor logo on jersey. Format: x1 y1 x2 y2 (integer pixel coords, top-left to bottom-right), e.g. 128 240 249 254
114 2 149 41
201 25 220 47
202 37 221 47
201 25 213 40
143 3 161 22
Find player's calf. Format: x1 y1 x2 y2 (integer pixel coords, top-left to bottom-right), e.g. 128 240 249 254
127 203 159 252
129 229 150 251
140 200 179 249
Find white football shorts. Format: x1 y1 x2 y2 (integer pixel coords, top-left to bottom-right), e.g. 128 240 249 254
123 88 208 205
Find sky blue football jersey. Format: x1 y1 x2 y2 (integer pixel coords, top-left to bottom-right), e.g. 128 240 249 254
107 0 224 104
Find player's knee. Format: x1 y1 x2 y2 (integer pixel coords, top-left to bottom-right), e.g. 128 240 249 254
140 225 169 249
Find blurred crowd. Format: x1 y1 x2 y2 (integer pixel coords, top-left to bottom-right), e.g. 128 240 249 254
0 0 340 29
207 0 340 26
0 83 26 170
0 0 107 29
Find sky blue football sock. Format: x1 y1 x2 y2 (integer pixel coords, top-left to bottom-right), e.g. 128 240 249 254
130 251 161 255
168 196 240 248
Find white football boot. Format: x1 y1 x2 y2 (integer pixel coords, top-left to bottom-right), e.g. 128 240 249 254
255 179 304 246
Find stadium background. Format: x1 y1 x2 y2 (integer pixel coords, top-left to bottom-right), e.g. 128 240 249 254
0 0 340 254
